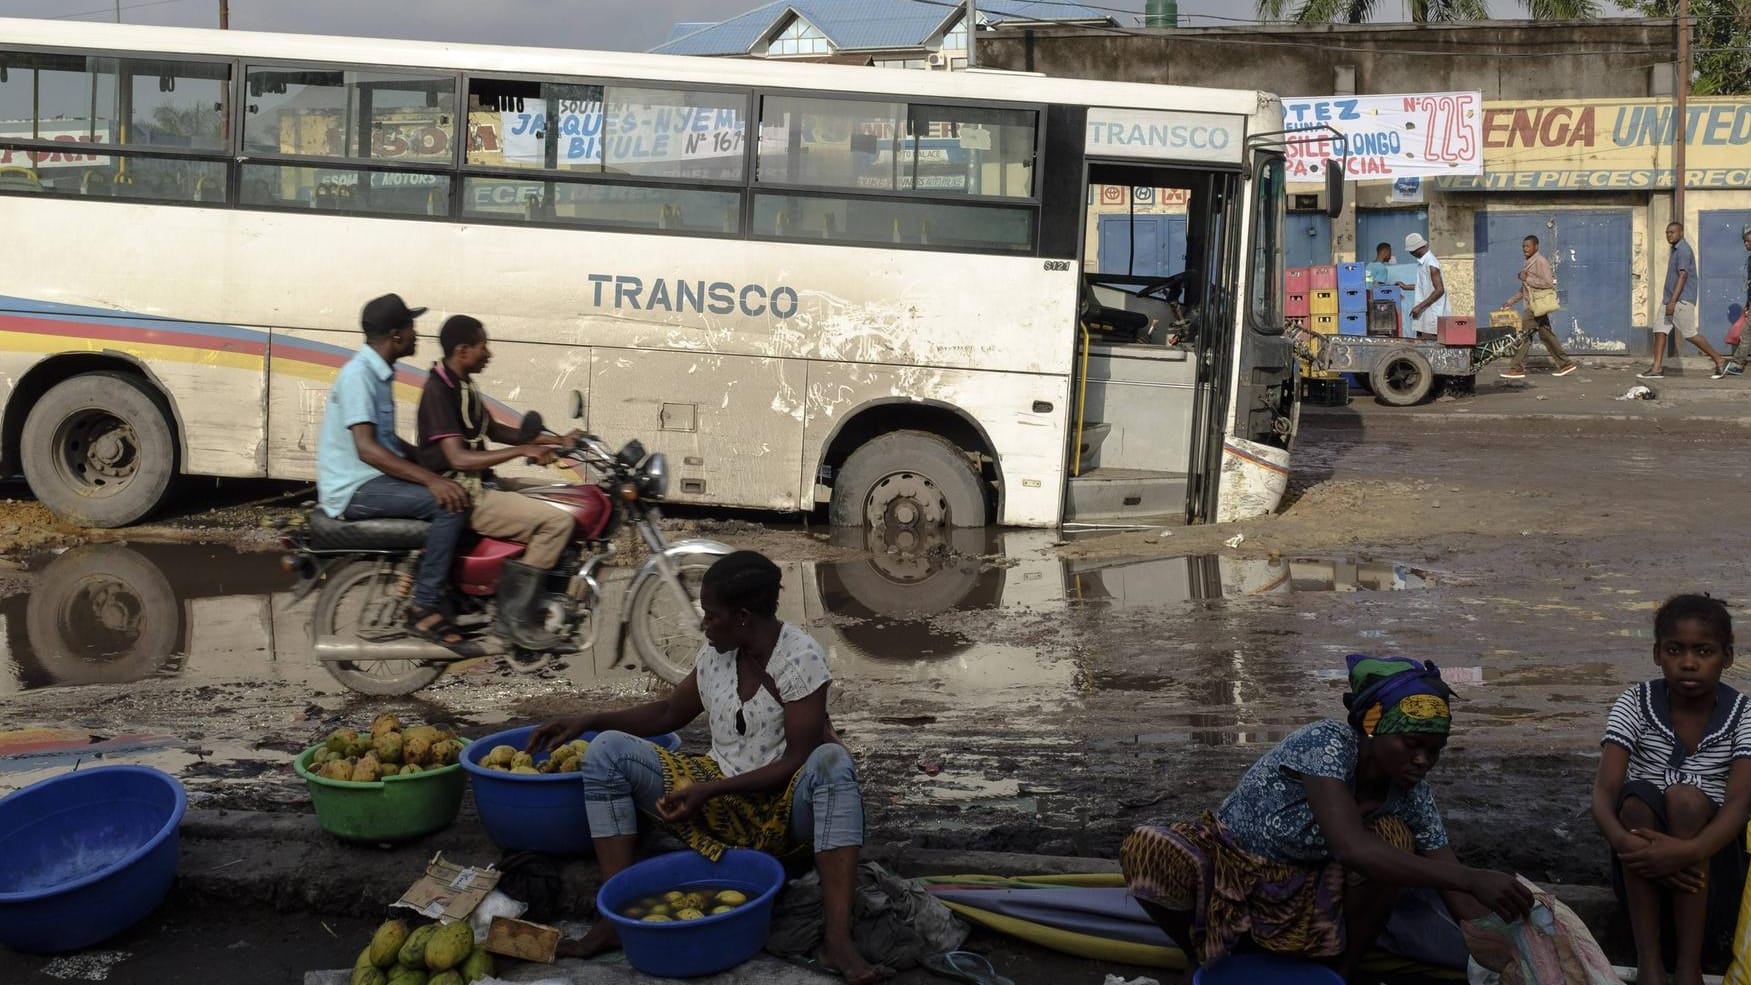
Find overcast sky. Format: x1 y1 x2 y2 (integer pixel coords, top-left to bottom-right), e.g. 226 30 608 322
0 0 1633 54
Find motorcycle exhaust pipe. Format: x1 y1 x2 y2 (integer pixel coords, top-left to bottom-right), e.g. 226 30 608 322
314 636 496 664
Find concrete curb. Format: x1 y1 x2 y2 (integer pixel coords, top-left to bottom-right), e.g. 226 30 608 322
175 808 1621 938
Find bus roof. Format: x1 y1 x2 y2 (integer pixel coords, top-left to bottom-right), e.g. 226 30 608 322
0 17 1274 119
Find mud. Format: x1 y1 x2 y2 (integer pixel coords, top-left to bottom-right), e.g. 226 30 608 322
3 404 1743 903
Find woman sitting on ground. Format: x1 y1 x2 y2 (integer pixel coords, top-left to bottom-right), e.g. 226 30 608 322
1120 655 1534 980
528 550 888 985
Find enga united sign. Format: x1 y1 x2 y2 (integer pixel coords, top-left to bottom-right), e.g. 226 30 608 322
1439 96 1751 191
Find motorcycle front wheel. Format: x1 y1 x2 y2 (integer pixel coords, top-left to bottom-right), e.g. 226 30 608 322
626 555 714 684
312 559 445 696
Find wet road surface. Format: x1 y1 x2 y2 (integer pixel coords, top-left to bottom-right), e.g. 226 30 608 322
3 407 1743 926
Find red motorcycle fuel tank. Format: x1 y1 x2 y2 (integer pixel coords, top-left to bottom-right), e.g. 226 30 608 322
451 483 612 596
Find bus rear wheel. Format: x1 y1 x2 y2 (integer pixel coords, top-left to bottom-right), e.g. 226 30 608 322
21 372 178 528
828 430 988 530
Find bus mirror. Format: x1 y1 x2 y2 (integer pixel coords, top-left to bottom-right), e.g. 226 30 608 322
568 390 585 420
1324 160 1344 219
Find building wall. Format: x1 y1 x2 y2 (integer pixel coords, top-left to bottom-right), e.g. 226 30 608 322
985 19 1712 355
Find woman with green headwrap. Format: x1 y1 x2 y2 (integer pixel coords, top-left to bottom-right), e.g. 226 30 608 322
1120 654 1535 980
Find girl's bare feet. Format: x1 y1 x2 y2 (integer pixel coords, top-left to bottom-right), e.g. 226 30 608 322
817 938 891 985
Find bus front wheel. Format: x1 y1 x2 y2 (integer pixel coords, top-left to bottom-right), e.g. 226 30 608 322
21 372 178 528
829 430 988 530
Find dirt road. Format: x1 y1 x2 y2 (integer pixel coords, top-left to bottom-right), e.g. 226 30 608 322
3 380 1747 979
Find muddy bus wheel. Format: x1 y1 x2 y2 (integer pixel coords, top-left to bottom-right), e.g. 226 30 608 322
21 372 178 528
1370 349 1435 407
828 431 988 530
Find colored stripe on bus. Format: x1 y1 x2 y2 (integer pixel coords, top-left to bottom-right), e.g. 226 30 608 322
1222 441 1290 476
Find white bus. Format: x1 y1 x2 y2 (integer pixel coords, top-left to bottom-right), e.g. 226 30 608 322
0 18 1303 534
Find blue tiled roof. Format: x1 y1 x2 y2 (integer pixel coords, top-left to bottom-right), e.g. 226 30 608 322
651 0 1113 56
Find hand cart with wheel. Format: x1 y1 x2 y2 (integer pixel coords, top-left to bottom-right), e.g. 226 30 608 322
1289 323 1528 406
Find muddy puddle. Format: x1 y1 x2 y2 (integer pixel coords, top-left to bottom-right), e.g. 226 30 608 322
0 535 1434 697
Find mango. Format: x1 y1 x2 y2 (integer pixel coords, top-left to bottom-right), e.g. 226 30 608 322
428 973 463 985
403 735 431 766
313 748 333 767
348 738 374 758
375 732 404 765
403 725 440 746
536 756 558 774
714 889 748 906
459 948 495 983
681 891 708 910
510 751 534 770
371 713 403 738
326 728 358 754
321 760 354 781
351 968 388 985
423 921 473 972
398 923 437 968
400 764 422 776
354 944 375 971
640 914 673 922
368 920 409 968
385 970 427 985
351 759 383 783
511 765 539 774
662 890 686 904
484 745 517 768
710 904 736 915
676 907 705 921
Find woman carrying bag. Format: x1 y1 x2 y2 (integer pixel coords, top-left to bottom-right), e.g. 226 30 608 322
1500 234 1578 380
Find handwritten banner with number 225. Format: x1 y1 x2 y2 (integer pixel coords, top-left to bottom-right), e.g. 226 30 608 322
1282 92 1484 181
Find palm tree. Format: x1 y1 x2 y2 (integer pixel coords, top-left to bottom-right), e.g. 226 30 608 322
1257 0 1607 22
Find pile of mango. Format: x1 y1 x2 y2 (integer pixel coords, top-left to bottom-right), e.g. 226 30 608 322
478 738 588 775
311 715 464 783
351 918 493 985
621 886 749 922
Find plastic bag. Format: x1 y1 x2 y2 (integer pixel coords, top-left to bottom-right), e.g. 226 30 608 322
1461 879 1617 985
1727 314 1745 348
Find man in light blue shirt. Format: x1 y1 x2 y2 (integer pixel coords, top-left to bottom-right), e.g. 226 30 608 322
317 293 473 651
1642 222 1727 379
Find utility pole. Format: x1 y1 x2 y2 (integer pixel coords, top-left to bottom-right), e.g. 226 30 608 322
114 0 120 21
220 0 229 28
964 0 977 69
1674 0 1690 221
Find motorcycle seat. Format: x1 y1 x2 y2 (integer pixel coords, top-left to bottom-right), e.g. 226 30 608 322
308 511 432 552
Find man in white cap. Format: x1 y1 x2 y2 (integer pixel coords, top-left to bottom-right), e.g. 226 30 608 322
1395 233 1448 338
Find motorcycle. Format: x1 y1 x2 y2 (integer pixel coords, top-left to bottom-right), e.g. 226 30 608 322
281 415 730 695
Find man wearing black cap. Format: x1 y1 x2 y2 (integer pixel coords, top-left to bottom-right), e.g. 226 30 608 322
317 293 473 652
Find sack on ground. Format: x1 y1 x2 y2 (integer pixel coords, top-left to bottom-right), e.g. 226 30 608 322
765 861 967 970
1461 879 1616 985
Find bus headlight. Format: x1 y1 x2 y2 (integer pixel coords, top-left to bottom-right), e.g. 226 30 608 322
640 453 669 499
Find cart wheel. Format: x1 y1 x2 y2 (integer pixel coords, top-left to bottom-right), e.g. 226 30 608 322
1371 348 1435 406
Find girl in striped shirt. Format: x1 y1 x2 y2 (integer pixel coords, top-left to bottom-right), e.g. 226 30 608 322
1592 594 1751 985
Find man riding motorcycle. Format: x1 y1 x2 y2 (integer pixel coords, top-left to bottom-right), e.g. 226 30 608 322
415 314 580 650
317 294 474 654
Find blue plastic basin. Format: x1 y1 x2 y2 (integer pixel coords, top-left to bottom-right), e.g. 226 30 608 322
0 765 187 954
599 848 785 978
461 726 681 855
1193 953 1344 985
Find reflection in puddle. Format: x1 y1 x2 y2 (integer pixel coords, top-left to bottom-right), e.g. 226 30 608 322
0 533 1435 700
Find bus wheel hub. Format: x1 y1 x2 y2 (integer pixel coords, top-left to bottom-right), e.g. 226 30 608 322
865 471 946 530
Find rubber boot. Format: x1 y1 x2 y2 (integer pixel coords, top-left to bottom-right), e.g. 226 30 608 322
495 559 572 652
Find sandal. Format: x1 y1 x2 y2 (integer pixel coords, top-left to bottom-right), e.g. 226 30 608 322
921 951 1015 985
405 605 485 657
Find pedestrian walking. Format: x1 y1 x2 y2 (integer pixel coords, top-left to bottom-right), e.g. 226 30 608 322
1500 234 1577 379
1723 227 1751 377
1396 233 1448 339
1640 222 1727 380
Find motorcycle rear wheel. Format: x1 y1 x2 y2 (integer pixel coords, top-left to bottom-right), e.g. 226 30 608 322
626 555 714 684
313 559 445 696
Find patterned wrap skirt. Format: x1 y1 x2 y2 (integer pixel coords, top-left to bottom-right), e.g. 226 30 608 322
651 745 806 863
1120 810 1414 964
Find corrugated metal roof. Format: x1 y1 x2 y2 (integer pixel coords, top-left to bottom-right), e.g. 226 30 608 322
663 21 718 45
651 0 1112 56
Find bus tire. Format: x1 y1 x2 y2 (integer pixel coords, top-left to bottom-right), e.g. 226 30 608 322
25 543 182 687
1370 349 1435 407
829 430 988 529
21 371 178 528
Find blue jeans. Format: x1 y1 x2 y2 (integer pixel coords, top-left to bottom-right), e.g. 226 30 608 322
582 731 864 853
342 475 466 610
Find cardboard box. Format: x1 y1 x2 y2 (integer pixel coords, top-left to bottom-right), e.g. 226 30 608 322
485 916 561 963
1437 315 1477 346
393 854 501 923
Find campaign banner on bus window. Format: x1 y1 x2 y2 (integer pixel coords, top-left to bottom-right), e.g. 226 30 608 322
495 98 744 169
0 123 113 169
1283 92 1483 180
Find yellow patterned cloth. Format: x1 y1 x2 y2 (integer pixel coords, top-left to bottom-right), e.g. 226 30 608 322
1121 811 1414 964
649 744 806 862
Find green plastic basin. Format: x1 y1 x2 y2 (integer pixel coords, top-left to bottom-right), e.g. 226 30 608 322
292 739 471 843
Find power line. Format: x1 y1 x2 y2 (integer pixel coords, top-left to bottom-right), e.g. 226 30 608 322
47 0 191 20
